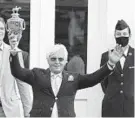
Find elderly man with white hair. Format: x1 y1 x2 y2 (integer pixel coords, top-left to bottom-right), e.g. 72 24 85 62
9 43 124 117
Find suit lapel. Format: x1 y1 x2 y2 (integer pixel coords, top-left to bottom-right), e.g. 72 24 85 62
46 69 55 97
123 46 133 72
40 69 55 97
57 70 68 97
0 43 9 80
116 61 123 74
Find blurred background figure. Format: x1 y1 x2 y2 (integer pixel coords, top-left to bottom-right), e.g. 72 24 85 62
68 10 85 51
55 4 88 75
66 46 85 74
100 19 134 117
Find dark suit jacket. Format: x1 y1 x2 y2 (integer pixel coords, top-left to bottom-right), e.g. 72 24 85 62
10 54 112 117
100 46 134 117
17 50 33 116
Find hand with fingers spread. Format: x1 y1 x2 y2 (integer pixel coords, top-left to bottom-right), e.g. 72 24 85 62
108 44 124 67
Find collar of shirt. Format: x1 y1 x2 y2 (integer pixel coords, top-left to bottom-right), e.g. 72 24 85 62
9 47 22 52
0 43 3 51
123 45 129 57
51 72 62 80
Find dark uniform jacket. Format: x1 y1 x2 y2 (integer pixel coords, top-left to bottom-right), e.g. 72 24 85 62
10 54 112 117
101 46 134 117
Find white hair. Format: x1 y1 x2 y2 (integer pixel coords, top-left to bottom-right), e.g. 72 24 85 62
46 44 68 60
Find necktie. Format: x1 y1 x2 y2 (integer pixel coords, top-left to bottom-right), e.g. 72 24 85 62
120 54 126 69
52 75 60 96
51 75 60 118
123 54 126 58
54 77 58 96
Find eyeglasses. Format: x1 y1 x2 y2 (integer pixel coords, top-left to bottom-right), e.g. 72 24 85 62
50 57 64 62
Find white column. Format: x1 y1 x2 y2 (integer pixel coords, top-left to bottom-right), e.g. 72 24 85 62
39 0 55 69
30 0 55 69
30 0 41 68
87 0 107 116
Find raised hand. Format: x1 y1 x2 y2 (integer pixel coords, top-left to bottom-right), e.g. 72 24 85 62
108 44 124 66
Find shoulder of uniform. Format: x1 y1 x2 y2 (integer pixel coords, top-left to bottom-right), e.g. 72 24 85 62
102 51 108 56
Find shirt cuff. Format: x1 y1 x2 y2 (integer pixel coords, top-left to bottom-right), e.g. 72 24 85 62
107 61 115 70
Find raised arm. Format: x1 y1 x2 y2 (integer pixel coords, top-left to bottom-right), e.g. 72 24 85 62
78 63 111 89
77 45 124 89
10 53 35 85
100 52 109 93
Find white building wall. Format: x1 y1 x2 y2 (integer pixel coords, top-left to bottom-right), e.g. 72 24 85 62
86 0 107 116
107 0 135 49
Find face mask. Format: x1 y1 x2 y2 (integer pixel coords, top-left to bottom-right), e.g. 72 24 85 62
116 37 129 47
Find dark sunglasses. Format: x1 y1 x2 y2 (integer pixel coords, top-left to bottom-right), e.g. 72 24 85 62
50 57 64 62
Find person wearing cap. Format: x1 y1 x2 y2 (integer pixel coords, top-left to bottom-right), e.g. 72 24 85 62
100 19 134 117
8 31 33 117
9 43 123 117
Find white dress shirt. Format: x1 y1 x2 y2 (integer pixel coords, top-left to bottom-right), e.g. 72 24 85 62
120 46 129 69
50 72 62 118
0 43 3 99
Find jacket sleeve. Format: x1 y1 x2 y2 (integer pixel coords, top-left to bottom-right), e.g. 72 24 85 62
10 53 35 85
77 63 112 89
100 53 109 93
16 51 33 117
